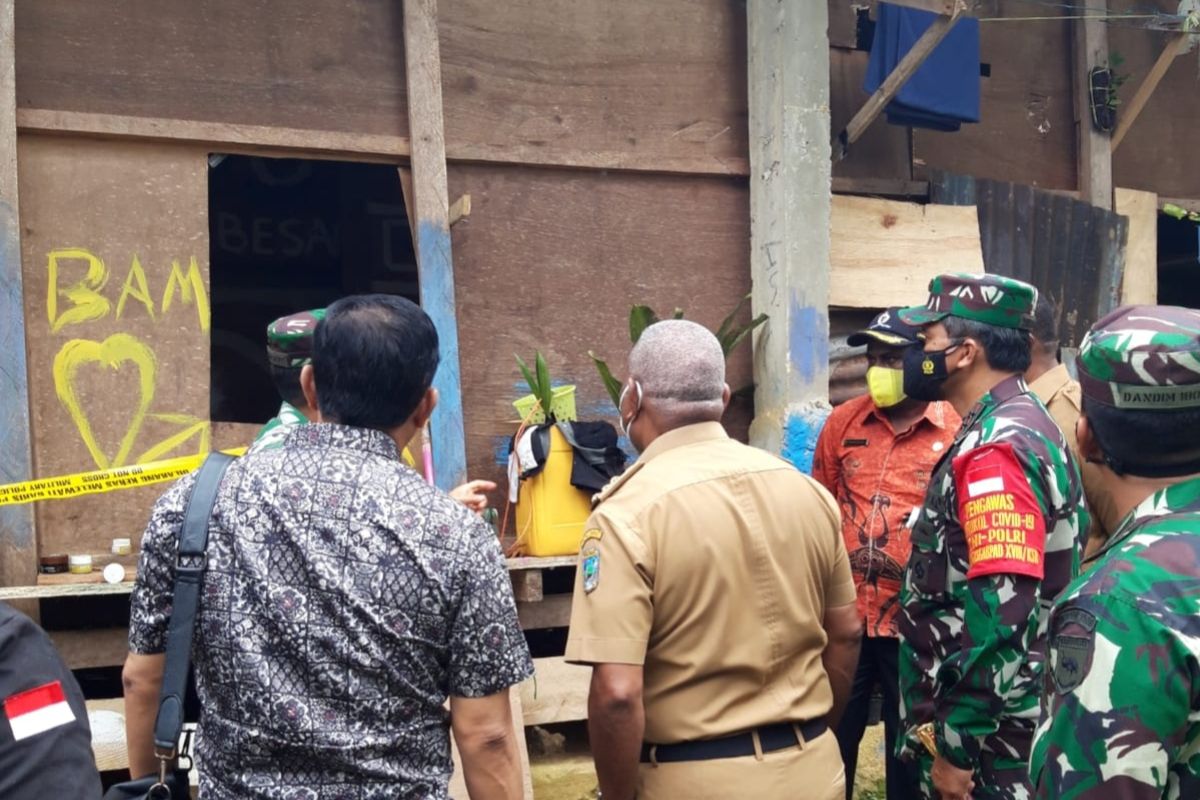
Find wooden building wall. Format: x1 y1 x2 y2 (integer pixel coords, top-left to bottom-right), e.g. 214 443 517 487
7 0 1199 561
10 0 754 558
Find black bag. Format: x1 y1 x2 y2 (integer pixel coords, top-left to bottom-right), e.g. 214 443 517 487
103 453 234 800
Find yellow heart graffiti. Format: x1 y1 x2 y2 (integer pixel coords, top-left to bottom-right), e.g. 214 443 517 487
53 334 157 470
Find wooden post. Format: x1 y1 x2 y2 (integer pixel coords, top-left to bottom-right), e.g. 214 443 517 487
403 0 468 490
836 2 965 159
0 0 37 614
1110 32 1189 153
1073 0 1113 210
747 0 833 469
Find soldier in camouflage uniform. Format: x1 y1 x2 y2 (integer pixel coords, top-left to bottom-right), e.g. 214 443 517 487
895 274 1088 799
1031 305 1200 799
246 308 325 454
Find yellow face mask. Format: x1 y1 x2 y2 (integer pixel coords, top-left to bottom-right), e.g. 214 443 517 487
866 366 906 409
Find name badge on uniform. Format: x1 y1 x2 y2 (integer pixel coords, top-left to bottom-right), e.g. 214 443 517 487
581 542 600 593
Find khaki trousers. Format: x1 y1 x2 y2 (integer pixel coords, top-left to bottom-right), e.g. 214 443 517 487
637 728 845 800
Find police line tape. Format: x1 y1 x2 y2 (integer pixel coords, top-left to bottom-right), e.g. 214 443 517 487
0 449 246 507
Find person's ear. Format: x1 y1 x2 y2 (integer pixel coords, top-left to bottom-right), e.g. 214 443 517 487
954 338 978 370
721 383 732 411
411 387 439 429
1077 415 1105 465
300 364 319 412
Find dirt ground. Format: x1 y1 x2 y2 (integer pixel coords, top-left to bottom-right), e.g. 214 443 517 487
528 723 888 799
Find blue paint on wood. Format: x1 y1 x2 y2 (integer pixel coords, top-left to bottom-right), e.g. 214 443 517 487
781 405 831 475
416 219 467 490
0 201 36 552
788 300 829 385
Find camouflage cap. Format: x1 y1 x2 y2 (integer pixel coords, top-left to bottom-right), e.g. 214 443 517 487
1077 304 1200 410
898 273 1037 331
266 308 326 368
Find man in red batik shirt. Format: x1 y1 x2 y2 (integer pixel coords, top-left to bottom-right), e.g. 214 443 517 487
813 309 959 800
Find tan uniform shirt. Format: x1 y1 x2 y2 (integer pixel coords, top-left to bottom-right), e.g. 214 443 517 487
1029 363 1112 539
564 422 856 745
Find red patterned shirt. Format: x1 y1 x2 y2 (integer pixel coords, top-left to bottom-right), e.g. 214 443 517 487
812 394 959 637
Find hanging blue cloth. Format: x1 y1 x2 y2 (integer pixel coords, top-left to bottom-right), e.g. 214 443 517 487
864 2 981 132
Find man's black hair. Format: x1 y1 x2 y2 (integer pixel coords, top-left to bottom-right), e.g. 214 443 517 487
269 364 308 409
1083 396 1200 477
943 316 1032 374
1031 293 1060 354
312 294 440 430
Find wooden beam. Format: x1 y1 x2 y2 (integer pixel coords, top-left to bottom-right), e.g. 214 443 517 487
510 570 544 603
1111 33 1189 152
1115 188 1158 304
831 177 930 198
0 0 37 620
836 6 964 159
50 627 128 669
516 593 572 630
1072 0 1113 210
404 0 468 490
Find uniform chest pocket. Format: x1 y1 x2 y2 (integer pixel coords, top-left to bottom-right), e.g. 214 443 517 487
909 544 948 596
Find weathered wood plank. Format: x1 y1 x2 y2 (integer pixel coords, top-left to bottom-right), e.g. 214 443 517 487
830 196 984 308
1115 187 1158 304
405 0 467 491
1072 0 1112 209
517 593 573 630
0 0 37 618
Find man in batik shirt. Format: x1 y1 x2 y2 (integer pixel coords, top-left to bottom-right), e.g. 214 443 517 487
123 295 533 799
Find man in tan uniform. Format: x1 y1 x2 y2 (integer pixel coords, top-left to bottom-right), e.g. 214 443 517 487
1025 294 1111 556
565 320 862 800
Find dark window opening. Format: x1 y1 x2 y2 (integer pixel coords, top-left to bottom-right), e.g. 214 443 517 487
1157 212 1200 310
208 155 418 424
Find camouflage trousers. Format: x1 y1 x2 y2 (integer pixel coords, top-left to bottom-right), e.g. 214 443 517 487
914 750 1031 800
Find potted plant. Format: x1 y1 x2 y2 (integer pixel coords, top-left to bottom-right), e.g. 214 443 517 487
589 294 768 409
513 351 577 424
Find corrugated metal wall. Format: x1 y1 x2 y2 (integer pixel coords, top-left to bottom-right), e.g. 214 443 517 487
930 171 1128 347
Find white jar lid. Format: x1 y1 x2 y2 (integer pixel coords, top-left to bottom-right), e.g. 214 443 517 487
68 554 93 566
102 563 126 584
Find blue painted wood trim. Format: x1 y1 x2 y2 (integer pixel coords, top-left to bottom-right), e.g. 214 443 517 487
0 200 37 581
416 219 467 490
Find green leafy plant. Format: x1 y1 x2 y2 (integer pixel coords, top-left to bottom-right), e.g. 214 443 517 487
515 351 556 420
590 295 768 409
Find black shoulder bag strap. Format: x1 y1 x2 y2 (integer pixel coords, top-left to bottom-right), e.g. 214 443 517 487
151 452 235 762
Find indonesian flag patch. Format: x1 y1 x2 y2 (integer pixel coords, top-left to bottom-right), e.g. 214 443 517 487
952 442 1046 581
4 681 75 741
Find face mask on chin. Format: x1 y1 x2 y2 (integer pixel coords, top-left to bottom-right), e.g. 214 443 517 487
902 341 961 402
866 366 906 409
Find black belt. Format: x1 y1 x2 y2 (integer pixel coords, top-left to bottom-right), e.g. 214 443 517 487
639 719 827 764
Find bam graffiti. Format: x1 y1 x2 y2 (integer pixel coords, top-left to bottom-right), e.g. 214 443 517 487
45 247 211 470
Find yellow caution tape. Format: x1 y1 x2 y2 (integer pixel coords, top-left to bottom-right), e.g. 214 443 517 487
0 449 246 507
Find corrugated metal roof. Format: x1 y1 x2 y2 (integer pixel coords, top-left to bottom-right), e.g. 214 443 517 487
930 171 1128 347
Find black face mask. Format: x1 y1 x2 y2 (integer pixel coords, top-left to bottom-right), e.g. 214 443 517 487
903 342 960 402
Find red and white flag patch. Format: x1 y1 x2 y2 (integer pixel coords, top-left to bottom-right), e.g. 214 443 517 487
4 681 76 741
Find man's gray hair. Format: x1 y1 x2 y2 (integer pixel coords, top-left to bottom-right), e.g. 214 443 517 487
628 320 726 417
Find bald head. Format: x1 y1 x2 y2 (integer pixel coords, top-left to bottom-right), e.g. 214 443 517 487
628 320 726 423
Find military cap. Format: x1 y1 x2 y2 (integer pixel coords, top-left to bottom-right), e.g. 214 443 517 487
1077 304 1200 410
848 307 924 347
265 308 326 368
898 273 1037 331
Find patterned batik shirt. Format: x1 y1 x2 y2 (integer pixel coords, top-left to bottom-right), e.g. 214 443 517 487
897 375 1087 797
129 423 534 800
246 400 309 455
1031 475 1200 799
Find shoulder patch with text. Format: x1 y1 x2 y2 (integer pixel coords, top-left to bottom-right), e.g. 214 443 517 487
952 442 1046 580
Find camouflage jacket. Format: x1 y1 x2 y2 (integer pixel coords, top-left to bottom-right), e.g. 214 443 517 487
898 375 1087 773
246 401 308 454
1031 476 1200 799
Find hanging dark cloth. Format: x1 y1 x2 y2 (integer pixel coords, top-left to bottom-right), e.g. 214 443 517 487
557 421 627 492
864 2 981 132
